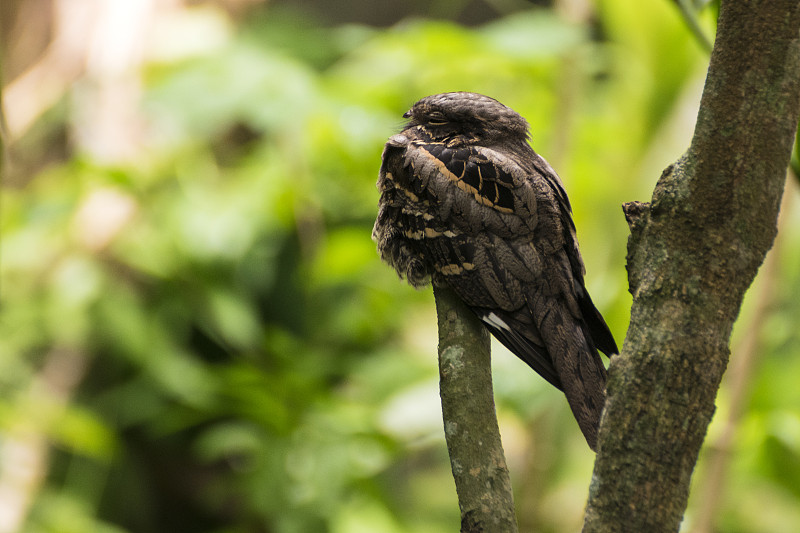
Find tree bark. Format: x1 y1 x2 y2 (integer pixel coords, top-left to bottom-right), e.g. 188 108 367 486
434 284 519 533
583 1 800 532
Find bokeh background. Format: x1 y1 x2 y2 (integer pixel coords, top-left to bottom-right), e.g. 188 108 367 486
2 0 799 532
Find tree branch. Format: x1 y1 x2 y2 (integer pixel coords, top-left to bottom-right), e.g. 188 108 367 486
433 284 518 533
584 1 800 531
692 181 790 533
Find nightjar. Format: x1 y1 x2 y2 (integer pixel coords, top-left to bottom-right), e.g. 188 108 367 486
372 92 618 450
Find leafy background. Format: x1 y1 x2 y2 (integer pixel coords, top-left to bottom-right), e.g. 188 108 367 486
2 0 799 532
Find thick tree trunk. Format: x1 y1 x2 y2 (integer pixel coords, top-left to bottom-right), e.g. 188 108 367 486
434 285 518 533
583 2 800 531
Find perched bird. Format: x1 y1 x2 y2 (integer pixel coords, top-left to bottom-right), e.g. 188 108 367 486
372 92 618 450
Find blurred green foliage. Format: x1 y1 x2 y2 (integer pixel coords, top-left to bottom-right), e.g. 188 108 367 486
1 1 798 532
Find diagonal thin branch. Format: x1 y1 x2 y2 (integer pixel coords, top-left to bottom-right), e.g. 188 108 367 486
672 0 714 53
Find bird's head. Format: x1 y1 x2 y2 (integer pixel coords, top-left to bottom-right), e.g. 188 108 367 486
402 92 530 143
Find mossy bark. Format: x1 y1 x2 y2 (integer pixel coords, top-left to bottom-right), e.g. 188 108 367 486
434 284 518 533
583 2 800 531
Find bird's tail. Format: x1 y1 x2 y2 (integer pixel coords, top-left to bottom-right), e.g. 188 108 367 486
532 295 607 451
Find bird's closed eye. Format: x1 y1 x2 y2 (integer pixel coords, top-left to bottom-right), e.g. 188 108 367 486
427 111 448 126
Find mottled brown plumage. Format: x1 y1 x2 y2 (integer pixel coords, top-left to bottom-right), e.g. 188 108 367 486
372 92 617 450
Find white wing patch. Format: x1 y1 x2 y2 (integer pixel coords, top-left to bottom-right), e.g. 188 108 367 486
481 312 512 332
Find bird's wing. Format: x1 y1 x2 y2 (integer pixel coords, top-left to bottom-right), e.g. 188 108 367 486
532 154 619 357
